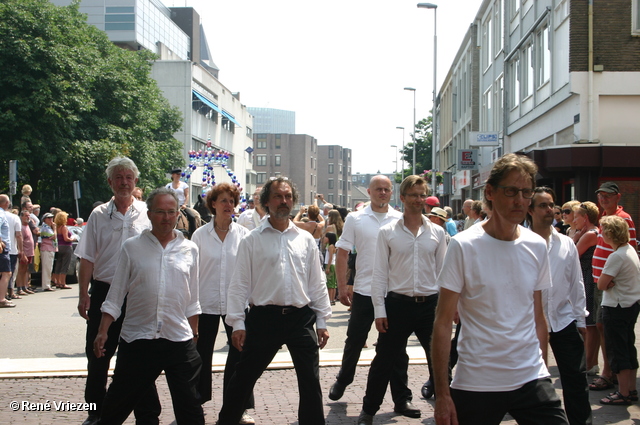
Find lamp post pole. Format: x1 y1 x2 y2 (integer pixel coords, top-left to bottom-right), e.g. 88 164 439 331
418 3 438 196
395 126 405 181
403 87 416 175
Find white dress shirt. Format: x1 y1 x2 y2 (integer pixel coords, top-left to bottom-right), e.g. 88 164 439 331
191 221 249 315
372 215 447 319
75 198 150 283
543 228 588 331
3 209 21 255
101 229 201 343
225 219 331 332
236 208 266 230
335 205 402 296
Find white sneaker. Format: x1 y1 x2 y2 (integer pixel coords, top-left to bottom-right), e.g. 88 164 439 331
586 365 600 376
239 411 255 424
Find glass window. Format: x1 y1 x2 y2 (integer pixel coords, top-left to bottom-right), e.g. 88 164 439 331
328 146 334 158
257 140 266 149
257 173 266 184
509 57 520 108
275 155 281 166
256 155 267 166
275 139 281 149
105 23 135 30
536 25 551 87
328 179 334 189
328 164 334 174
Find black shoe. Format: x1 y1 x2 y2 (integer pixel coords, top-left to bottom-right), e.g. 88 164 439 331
81 414 100 425
328 380 346 401
394 400 421 418
357 411 373 425
421 378 435 399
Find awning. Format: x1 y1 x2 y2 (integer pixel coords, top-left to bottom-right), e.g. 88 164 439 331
221 109 242 128
192 90 222 115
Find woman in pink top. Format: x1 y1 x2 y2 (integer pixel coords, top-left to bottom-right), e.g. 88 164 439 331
52 211 75 289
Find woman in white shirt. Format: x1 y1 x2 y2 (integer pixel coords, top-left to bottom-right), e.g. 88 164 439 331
166 169 189 208
597 215 640 406
191 183 254 422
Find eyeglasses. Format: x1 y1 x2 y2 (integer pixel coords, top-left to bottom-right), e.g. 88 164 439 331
494 185 534 199
562 209 572 215
152 210 179 217
536 203 555 209
554 212 561 215
405 193 428 199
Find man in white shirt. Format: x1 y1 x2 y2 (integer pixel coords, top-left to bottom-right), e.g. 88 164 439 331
528 187 592 425
93 188 203 425
0 209 14 308
432 153 568 425
75 157 160 425
357 175 447 425
329 176 416 416
218 177 331 425
236 188 266 231
462 198 474 230
0 195 24 297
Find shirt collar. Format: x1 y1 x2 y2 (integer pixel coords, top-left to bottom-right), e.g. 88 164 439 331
258 217 297 234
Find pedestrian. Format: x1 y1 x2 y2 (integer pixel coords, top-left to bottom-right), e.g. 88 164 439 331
431 153 568 425
0 207 15 308
596 215 640 406
590 182 638 393
0 195 24 299
357 175 446 425
528 187 592 425
190 182 255 424
93 187 203 424
217 177 331 425
39 213 57 292
75 156 160 425
329 175 415 419
323 232 338 306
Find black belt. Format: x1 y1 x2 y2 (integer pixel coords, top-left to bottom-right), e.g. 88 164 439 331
255 305 301 315
387 291 436 303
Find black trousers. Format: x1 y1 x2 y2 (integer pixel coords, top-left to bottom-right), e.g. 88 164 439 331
603 303 640 373
549 321 592 425
451 378 568 425
85 280 160 422
196 313 254 407
362 293 437 415
97 339 204 425
218 305 324 425
336 292 411 404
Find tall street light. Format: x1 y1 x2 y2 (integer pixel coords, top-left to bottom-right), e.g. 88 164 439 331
404 87 416 175
395 126 405 181
391 144 398 207
417 3 437 196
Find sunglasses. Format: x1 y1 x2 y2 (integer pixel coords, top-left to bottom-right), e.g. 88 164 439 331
562 209 572 214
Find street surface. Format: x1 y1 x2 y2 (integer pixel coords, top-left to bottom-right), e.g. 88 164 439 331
1 284 640 424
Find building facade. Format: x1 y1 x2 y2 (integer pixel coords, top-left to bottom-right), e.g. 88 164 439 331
317 145 352 208
247 107 296 134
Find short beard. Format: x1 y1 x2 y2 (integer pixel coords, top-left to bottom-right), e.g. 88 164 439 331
378 202 388 209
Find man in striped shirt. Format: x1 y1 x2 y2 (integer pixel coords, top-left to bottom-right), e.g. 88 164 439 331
591 182 638 391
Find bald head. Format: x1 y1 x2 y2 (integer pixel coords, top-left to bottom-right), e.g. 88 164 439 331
367 175 393 211
0 194 10 209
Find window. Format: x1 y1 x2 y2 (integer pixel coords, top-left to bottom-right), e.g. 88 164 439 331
494 75 504 131
256 155 267 166
483 87 492 131
275 155 281 166
493 0 503 55
328 194 334 203
509 57 520 108
257 173 266 184
257 140 266 149
275 138 281 149
328 164 334 174
328 146 334 158
536 25 551 87
105 7 135 31
510 0 519 20
482 16 492 70
522 43 534 98
328 179 334 189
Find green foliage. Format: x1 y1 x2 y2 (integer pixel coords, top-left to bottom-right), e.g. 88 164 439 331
399 115 433 180
0 0 183 217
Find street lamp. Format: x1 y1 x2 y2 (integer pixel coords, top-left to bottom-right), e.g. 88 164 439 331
404 87 416 175
391 144 398 207
395 126 405 181
417 2 438 196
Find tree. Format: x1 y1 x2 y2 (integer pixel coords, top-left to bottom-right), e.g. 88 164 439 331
0 0 183 218
397 115 434 182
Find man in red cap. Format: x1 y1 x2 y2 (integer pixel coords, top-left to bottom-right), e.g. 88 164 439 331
425 196 440 215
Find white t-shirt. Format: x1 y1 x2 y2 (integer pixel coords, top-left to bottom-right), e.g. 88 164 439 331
601 244 640 308
166 181 189 206
437 223 551 392
3 210 21 255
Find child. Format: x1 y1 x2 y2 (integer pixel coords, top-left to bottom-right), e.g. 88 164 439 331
597 215 640 406
323 232 337 306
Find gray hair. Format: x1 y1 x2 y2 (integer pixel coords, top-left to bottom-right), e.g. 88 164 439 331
146 187 178 211
106 157 140 180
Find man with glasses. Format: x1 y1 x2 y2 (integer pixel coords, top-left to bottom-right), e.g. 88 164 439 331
76 157 160 425
93 188 203 425
590 182 638 392
528 187 592 425
432 154 568 425
329 175 416 418
356 175 447 425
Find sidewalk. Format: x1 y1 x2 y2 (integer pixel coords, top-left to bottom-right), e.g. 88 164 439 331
1 346 640 424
